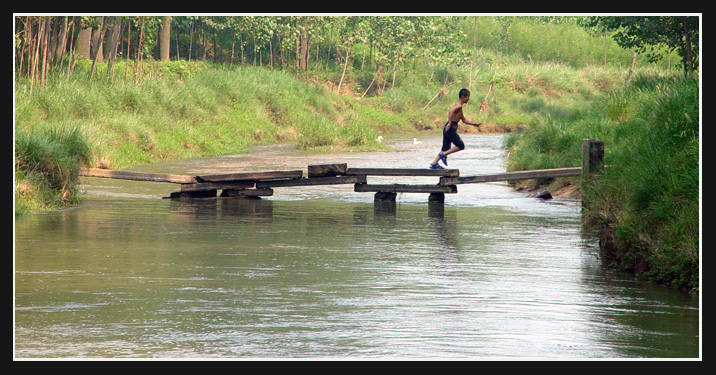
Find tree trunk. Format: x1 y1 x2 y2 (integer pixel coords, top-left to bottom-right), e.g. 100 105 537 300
299 27 309 72
90 16 104 64
105 17 122 80
159 16 172 61
133 18 145 83
76 24 92 60
53 16 68 61
625 50 637 90
89 16 105 83
680 16 694 79
337 48 349 94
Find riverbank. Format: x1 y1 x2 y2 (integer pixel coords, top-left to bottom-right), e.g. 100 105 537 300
506 75 699 292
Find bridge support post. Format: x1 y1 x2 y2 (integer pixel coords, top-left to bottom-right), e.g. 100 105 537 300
374 192 397 202
428 192 445 204
582 139 604 207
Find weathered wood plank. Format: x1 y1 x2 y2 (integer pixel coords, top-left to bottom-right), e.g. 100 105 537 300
196 170 303 182
181 180 255 192
256 175 364 188
307 163 347 178
441 167 581 185
354 183 457 194
80 167 197 184
346 168 459 177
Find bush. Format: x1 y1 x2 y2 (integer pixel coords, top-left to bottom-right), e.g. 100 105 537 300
15 126 92 214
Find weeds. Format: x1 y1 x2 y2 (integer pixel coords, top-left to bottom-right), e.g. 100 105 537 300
15 125 92 214
508 76 699 290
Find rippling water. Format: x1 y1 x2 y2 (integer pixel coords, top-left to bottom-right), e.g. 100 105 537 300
14 134 699 358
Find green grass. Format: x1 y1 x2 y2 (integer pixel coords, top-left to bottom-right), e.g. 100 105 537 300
506 75 699 290
15 125 92 214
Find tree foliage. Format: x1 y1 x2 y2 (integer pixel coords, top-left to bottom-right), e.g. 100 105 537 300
15 15 698 91
581 16 699 78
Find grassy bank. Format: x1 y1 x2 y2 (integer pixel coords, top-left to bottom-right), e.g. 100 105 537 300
14 125 91 214
15 55 624 209
506 75 699 291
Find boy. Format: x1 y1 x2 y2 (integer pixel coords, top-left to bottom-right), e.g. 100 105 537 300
430 88 482 169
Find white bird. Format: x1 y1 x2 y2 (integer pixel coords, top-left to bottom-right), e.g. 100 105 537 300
376 136 383 143
413 138 422 144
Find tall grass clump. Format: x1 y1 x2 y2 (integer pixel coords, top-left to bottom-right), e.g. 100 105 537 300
584 77 699 291
15 126 92 214
507 74 699 290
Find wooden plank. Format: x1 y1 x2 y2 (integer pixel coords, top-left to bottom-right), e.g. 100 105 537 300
442 167 582 185
181 180 255 192
256 175 364 188
345 167 459 177
196 170 303 182
80 167 197 184
307 163 347 178
354 183 457 194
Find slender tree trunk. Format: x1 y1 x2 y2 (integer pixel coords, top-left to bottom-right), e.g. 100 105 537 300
133 18 145 83
105 17 121 80
40 17 50 89
680 16 694 79
124 19 131 81
67 17 77 78
337 48 349 94
89 16 105 83
90 16 104 64
54 16 68 61
30 17 46 95
625 50 637 90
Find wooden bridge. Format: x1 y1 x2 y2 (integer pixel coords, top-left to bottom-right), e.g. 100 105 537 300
79 139 604 204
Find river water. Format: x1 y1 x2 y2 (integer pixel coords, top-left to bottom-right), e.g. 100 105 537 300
14 134 700 359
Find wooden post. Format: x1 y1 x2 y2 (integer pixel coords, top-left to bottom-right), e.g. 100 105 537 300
582 139 604 207
374 192 397 202
428 192 445 204
582 139 604 180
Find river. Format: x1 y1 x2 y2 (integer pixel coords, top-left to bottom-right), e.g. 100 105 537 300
14 134 700 359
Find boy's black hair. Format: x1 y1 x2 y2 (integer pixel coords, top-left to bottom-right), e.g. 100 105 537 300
459 88 470 98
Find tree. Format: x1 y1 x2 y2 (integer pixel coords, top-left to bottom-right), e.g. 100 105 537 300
159 16 172 61
582 16 699 79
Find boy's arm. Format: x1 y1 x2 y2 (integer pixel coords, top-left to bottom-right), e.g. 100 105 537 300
460 112 482 127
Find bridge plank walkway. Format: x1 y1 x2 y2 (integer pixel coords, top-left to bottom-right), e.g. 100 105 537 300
78 139 603 203
79 164 582 200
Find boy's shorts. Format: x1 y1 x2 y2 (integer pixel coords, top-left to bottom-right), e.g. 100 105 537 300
442 122 465 151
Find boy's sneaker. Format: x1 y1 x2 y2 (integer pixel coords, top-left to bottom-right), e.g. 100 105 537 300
429 163 444 169
438 152 448 166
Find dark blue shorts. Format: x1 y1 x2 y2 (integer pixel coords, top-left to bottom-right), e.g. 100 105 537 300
442 122 465 151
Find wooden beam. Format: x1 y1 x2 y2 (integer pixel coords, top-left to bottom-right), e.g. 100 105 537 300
346 168 459 177
80 167 197 184
181 180 255 192
196 170 303 182
355 183 457 194
441 167 581 185
307 163 347 178
256 175 364 188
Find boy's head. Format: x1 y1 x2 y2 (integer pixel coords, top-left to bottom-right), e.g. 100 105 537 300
459 88 471 103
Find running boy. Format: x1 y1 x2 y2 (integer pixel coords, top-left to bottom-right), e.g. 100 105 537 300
430 88 482 169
